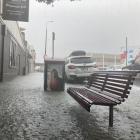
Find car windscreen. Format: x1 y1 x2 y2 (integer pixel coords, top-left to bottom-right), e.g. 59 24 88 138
70 57 93 64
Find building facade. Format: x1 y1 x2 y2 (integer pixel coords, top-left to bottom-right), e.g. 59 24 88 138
0 1 35 81
0 19 27 81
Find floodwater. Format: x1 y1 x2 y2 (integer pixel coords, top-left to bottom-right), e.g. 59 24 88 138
0 72 140 140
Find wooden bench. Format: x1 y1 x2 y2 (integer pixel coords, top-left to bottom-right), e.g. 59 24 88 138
67 71 139 127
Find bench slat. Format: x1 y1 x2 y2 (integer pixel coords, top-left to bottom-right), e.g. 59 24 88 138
90 84 103 90
93 76 106 80
104 84 127 93
91 81 104 87
103 88 128 98
106 81 132 90
105 78 130 84
106 75 135 80
92 79 105 83
67 88 91 112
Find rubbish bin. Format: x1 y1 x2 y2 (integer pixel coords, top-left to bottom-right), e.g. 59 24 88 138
44 58 65 91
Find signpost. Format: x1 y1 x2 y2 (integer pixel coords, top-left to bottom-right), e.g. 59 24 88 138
2 0 29 22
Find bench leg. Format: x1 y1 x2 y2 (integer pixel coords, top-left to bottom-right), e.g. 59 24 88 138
109 105 113 127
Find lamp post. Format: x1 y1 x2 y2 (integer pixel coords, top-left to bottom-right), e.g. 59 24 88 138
52 32 55 59
44 21 54 56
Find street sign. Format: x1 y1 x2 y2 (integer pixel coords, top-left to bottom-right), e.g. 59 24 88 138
2 0 29 22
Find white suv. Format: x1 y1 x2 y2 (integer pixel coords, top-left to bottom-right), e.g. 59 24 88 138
65 55 97 81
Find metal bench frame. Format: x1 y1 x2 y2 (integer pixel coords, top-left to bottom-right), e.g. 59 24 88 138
67 71 139 127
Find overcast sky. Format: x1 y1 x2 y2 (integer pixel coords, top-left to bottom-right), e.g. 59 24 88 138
19 0 140 63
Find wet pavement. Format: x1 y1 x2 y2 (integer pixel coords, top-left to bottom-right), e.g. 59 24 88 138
0 72 140 140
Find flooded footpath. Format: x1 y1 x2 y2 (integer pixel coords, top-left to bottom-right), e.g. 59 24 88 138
0 72 140 140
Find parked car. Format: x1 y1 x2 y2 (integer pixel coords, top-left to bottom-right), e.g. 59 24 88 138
65 55 97 82
98 67 109 71
68 50 86 57
109 65 123 71
122 63 140 70
122 56 140 70
114 65 123 71
98 65 122 71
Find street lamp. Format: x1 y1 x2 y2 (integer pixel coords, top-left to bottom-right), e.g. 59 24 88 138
52 32 55 59
44 21 54 56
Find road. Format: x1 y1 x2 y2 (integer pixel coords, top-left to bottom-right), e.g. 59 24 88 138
0 72 140 140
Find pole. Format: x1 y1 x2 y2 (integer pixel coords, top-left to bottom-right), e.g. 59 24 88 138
103 54 104 69
52 32 55 59
44 21 54 56
44 26 47 55
114 55 116 67
126 37 128 66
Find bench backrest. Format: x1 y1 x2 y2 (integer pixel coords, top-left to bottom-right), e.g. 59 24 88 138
87 71 138 99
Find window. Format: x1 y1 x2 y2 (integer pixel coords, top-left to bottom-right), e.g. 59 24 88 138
9 38 16 67
71 57 93 64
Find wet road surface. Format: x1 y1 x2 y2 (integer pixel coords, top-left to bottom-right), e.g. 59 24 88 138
0 72 140 140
